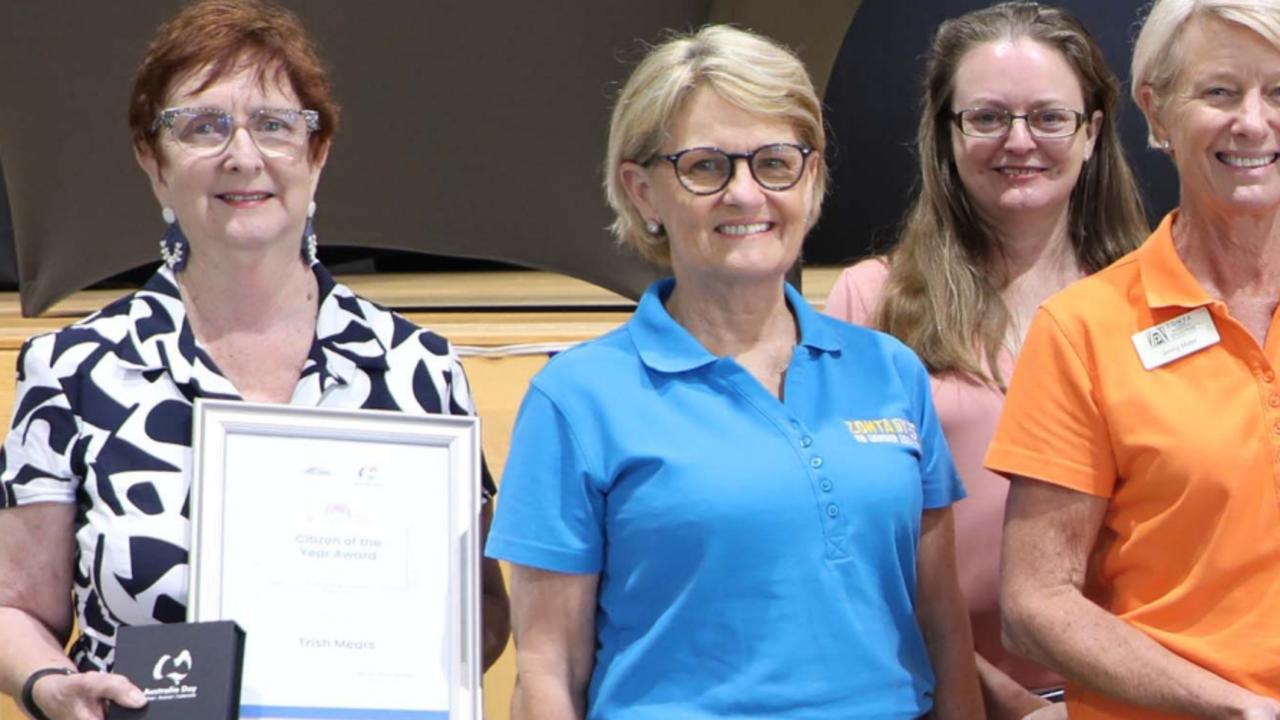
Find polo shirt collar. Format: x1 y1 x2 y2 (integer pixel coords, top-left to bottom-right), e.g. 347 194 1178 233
1140 211 1215 310
631 278 843 373
791 282 843 353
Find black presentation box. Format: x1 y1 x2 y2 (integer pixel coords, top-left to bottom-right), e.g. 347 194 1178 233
107 620 245 720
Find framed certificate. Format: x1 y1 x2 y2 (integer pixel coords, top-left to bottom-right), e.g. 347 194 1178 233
188 399 481 720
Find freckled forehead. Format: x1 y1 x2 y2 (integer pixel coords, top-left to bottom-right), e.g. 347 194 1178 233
665 86 800 151
166 63 301 109
1173 16 1280 84
952 37 1085 109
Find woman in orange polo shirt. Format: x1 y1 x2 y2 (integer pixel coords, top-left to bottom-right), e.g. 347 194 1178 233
991 1 1280 717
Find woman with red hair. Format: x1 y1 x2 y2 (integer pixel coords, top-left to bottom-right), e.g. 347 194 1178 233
0 3 508 718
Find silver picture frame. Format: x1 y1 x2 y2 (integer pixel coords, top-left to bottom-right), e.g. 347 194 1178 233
188 398 481 720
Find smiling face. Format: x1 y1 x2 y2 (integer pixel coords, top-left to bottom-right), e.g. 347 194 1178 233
138 62 326 264
1143 16 1280 218
949 37 1099 231
619 85 816 287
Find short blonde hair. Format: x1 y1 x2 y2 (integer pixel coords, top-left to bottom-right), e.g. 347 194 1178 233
604 24 828 265
1132 0 1280 146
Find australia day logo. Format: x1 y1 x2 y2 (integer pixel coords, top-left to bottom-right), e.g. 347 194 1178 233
153 649 192 685
146 649 198 701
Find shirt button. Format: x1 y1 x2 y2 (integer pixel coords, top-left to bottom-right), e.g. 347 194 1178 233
820 479 833 492
1273 421 1280 435
1266 370 1277 383
810 456 824 469
800 436 813 448
1270 394 1280 408
826 504 839 518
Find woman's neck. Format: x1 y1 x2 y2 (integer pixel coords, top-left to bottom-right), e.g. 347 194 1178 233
988 207 1084 350
178 243 317 337
988 206 1077 287
664 272 795 358
1173 202 1280 303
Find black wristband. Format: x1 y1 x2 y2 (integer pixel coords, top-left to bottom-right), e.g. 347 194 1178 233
21 667 74 720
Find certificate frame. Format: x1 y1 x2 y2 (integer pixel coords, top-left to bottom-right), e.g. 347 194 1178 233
188 399 481 720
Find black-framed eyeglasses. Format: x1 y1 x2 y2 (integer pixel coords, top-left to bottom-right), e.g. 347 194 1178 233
951 107 1086 139
646 143 813 195
151 106 321 159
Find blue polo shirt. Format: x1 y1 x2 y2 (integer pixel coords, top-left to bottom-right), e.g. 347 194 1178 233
486 279 964 719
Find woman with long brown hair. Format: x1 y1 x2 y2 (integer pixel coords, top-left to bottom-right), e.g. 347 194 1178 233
825 2 1148 717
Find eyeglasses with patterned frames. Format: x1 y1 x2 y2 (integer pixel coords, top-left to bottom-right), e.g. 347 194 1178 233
151 107 321 159
646 143 813 195
951 107 1086 139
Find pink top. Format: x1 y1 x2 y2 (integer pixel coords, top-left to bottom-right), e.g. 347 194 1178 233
824 259 1060 691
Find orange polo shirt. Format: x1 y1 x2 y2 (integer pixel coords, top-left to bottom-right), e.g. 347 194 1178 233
986 212 1280 719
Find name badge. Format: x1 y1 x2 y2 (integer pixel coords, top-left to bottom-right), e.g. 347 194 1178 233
1131 306 1220 370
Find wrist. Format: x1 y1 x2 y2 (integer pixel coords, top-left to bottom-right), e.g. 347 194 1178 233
1220 688 1278 720
21 667 74 720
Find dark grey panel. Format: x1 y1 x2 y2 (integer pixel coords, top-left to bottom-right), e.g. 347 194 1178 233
0 2 717 315
0 1 871 315
708 0 861 101
0 3 172 314
0 161 18 288
296 1 707 298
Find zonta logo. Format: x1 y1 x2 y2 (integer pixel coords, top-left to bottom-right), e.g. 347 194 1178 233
153 649 193 686
844 417 921 450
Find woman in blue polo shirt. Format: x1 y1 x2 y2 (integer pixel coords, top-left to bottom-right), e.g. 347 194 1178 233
485 24 983 720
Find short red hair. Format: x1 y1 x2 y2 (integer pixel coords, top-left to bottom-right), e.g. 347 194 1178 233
128 0 338 164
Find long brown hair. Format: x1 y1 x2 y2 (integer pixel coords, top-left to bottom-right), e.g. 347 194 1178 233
874 1 1148 387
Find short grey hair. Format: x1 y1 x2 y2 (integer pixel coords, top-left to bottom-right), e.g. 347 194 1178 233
1132 0 1280 146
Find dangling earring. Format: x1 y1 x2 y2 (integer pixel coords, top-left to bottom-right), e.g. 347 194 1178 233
159 207 189 272
302 201 318 265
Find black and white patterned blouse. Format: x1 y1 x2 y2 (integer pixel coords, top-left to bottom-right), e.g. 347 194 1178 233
0 264 494 671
